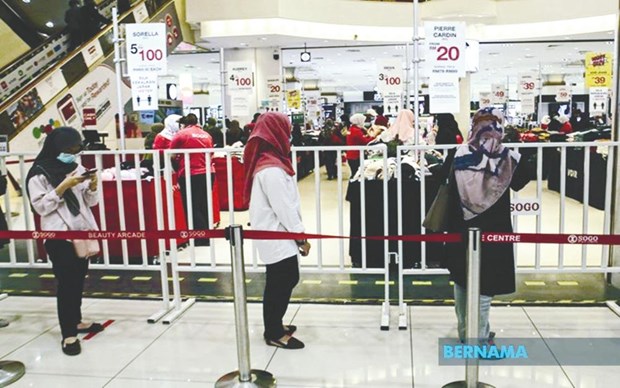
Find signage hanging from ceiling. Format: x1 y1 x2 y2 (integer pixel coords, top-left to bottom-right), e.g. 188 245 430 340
227 62 255 94
518 73 538 114
429 76 460 114
424 21 467 78
125 23 167 76
376 59 404 95
491 84 507 104
585 52 612 88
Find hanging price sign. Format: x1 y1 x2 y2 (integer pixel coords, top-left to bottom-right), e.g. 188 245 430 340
585 52 612 88
519 73 538 114
479 92 492 109
491 84 507 104
555 87 571 102
425 21 467 77
227 62 255 94
125 23 167 75
376 59 403 94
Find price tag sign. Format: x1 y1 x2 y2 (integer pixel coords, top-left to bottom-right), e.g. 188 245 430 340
425 21 466 77
479 92 492 109
589 87 609 114
555 87 571 102
491 84 507 104
125 23 167 75
585 52 612 88
519 73 538 114
267 76 281 100
376 59 403 94
227 62 255 94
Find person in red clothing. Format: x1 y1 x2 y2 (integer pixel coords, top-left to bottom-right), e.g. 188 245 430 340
346 113 376 178
557 115 573 134
170 113 215 246
153 114 182 152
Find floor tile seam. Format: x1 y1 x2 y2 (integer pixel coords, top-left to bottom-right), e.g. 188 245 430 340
521 306 577 388
1 325 56 359
101 320 178 387
264 304 302 370
105 374 215 384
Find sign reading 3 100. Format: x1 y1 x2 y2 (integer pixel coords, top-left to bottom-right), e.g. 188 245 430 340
125 23 167 75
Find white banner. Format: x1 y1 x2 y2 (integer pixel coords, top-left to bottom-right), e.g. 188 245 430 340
267 76 282 105
425 21 467 77
37 70 67 105
589 87 609 114
521 96 536 114
231 94 251 116
429 76 460 114
510 198 541 215
491 84 507 104
126 23 167 75
131 74 158 110
556 87 571 102
81 40 104 68
383 92 401 116
132 3 149 22
479 92 492 109
376 59 404 94
227 62 255 94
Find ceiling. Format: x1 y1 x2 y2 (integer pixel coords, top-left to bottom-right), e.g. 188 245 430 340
167 37 615 98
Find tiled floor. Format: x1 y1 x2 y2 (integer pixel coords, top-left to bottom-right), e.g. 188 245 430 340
1 297 620 387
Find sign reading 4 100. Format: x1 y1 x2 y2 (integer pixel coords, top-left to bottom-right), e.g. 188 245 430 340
126 23 167 75
425 21 466 77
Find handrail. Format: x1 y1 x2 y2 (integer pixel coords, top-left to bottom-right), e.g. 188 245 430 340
0 0 173 139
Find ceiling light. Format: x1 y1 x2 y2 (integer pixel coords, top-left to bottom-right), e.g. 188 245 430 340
22 0 31 3
45 21 54 28
259 37 267 41
239 42 248 47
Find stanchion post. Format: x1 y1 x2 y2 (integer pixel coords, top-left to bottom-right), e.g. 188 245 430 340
443 228 494 388
216 225 276 388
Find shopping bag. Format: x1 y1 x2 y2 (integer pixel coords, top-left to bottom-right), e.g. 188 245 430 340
423 166 458 232
72 239 100 259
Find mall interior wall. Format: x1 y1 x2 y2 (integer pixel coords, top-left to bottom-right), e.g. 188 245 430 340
0 17 29 69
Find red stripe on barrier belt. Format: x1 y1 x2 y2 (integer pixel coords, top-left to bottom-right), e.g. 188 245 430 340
0 229 461 243
0 230 615 245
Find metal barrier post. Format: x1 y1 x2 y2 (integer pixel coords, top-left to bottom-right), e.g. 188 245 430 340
216 225 276 388
0 361 25 386
443 228 494 388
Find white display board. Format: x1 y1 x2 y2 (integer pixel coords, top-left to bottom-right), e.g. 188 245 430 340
227 62 255 94
518 73 538 114
555 87 571 102
231 94 251 116
125 23 167 75
589 87 609 114
425 21 467 77
383 92 401 116
491 84 507 104
376 59 404 94
429 76 460 114
479 92 492 109
130 74 158 110
267 76 282 107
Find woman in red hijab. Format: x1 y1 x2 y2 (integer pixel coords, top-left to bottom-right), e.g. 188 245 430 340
244 112 310 350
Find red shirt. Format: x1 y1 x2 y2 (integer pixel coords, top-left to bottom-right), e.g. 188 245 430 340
170 125 214 177
152 134 171 159
346 125 374 160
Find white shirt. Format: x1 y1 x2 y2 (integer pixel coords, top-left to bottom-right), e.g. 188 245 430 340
28 165 100 232
249 167 304 264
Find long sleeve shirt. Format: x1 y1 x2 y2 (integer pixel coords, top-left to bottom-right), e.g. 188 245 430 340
346 125 374 160
28 165 99 232
249 167 304 264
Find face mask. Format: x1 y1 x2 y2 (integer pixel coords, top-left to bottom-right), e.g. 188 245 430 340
364 122 372 129
57 152 76 164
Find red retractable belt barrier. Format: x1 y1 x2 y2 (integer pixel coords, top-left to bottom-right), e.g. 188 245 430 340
0 230 618 245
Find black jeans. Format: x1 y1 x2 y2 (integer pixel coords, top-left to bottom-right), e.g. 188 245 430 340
324 151 338 179
178 174 215 246
263 255 299 340
45 239 89 340
348 159 360 178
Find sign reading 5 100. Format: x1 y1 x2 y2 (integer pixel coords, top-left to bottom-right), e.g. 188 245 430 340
125 23 167 75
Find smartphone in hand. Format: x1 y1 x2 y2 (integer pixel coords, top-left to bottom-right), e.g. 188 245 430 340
81 169 97 177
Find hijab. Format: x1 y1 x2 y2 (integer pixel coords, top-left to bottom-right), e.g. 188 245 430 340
350 113 366 128
453 108 521 221
388 110 414 142
26 127 83 216
243 112 295 202
435 113 461 145
159 114 182 140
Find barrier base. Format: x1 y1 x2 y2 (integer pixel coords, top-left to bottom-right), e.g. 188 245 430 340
398 302 408 330
147 305 173 324
380 301 390 331
0 293 7 302
162 298 196 325
442 381 495 388
215 369 276 388
0 360 26 386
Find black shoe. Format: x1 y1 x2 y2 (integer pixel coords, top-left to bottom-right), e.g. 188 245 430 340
265 336 305 349
62 339 81 356
283 325 297 335
77 322 104 334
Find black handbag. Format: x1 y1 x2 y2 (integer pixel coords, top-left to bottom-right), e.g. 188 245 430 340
423 165 458 232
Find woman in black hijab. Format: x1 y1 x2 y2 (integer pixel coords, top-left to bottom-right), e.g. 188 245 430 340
26 127 103 356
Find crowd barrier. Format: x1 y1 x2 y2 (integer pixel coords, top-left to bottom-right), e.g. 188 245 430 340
0 142 618 326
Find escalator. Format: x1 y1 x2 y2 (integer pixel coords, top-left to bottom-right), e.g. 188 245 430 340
0 0 178 146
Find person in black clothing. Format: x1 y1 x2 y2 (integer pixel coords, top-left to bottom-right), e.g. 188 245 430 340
226 120 242 146
435 113 462 145
441 108 533 345
65 0 83 51
291 123 304 146
82 0 111 39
